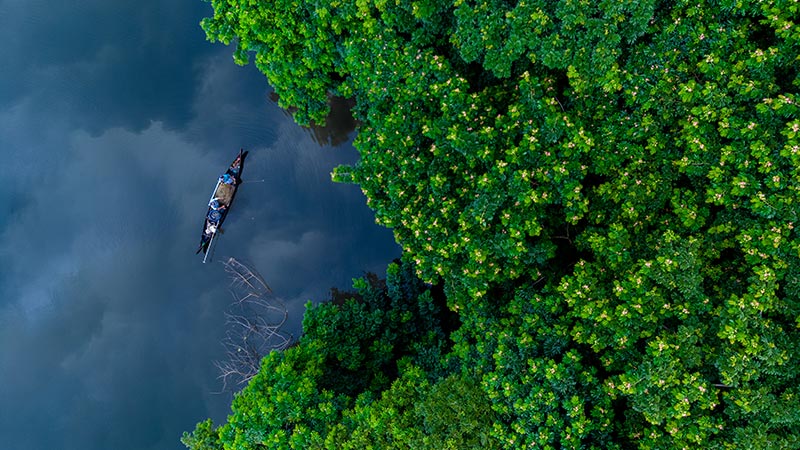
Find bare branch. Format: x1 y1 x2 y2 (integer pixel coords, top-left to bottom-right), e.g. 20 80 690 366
214 258 293 392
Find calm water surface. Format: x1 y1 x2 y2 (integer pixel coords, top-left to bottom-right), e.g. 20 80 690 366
0 2 399 449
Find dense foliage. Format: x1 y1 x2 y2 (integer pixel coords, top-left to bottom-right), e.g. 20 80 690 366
192 0 800 448
183 262 476 448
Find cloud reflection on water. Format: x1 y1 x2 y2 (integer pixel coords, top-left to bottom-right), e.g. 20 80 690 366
0 8 398 449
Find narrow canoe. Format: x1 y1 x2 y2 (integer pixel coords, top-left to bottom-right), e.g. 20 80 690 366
197 149 248 262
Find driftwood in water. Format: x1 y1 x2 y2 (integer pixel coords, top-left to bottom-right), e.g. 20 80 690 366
214 257 292 391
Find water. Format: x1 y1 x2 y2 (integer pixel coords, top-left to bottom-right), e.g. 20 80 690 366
0 2 399 449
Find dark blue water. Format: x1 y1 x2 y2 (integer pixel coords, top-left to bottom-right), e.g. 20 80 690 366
0 2 399 449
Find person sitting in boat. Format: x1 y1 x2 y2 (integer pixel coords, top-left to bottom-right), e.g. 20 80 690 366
207 198 226 223
205 223 218 236
220 172 238 185
209 198 226 211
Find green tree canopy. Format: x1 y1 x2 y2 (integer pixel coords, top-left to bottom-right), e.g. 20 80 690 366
184 262 464 449
194 0 800 447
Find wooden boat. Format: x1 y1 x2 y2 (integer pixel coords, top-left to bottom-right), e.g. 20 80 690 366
197 149 248 262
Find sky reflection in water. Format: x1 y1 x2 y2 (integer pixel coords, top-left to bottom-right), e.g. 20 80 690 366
0 2 399 449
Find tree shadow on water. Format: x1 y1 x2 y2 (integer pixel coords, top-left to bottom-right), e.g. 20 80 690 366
269 92 357 147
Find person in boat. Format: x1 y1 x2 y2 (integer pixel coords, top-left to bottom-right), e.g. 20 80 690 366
220 172 238 185
209 197 226 211
205 222 218 236
207 197 226 223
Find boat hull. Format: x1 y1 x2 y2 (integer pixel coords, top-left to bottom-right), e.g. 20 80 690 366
197 150 247 260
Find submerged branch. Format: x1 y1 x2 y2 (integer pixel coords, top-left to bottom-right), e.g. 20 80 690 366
214 258 292 392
